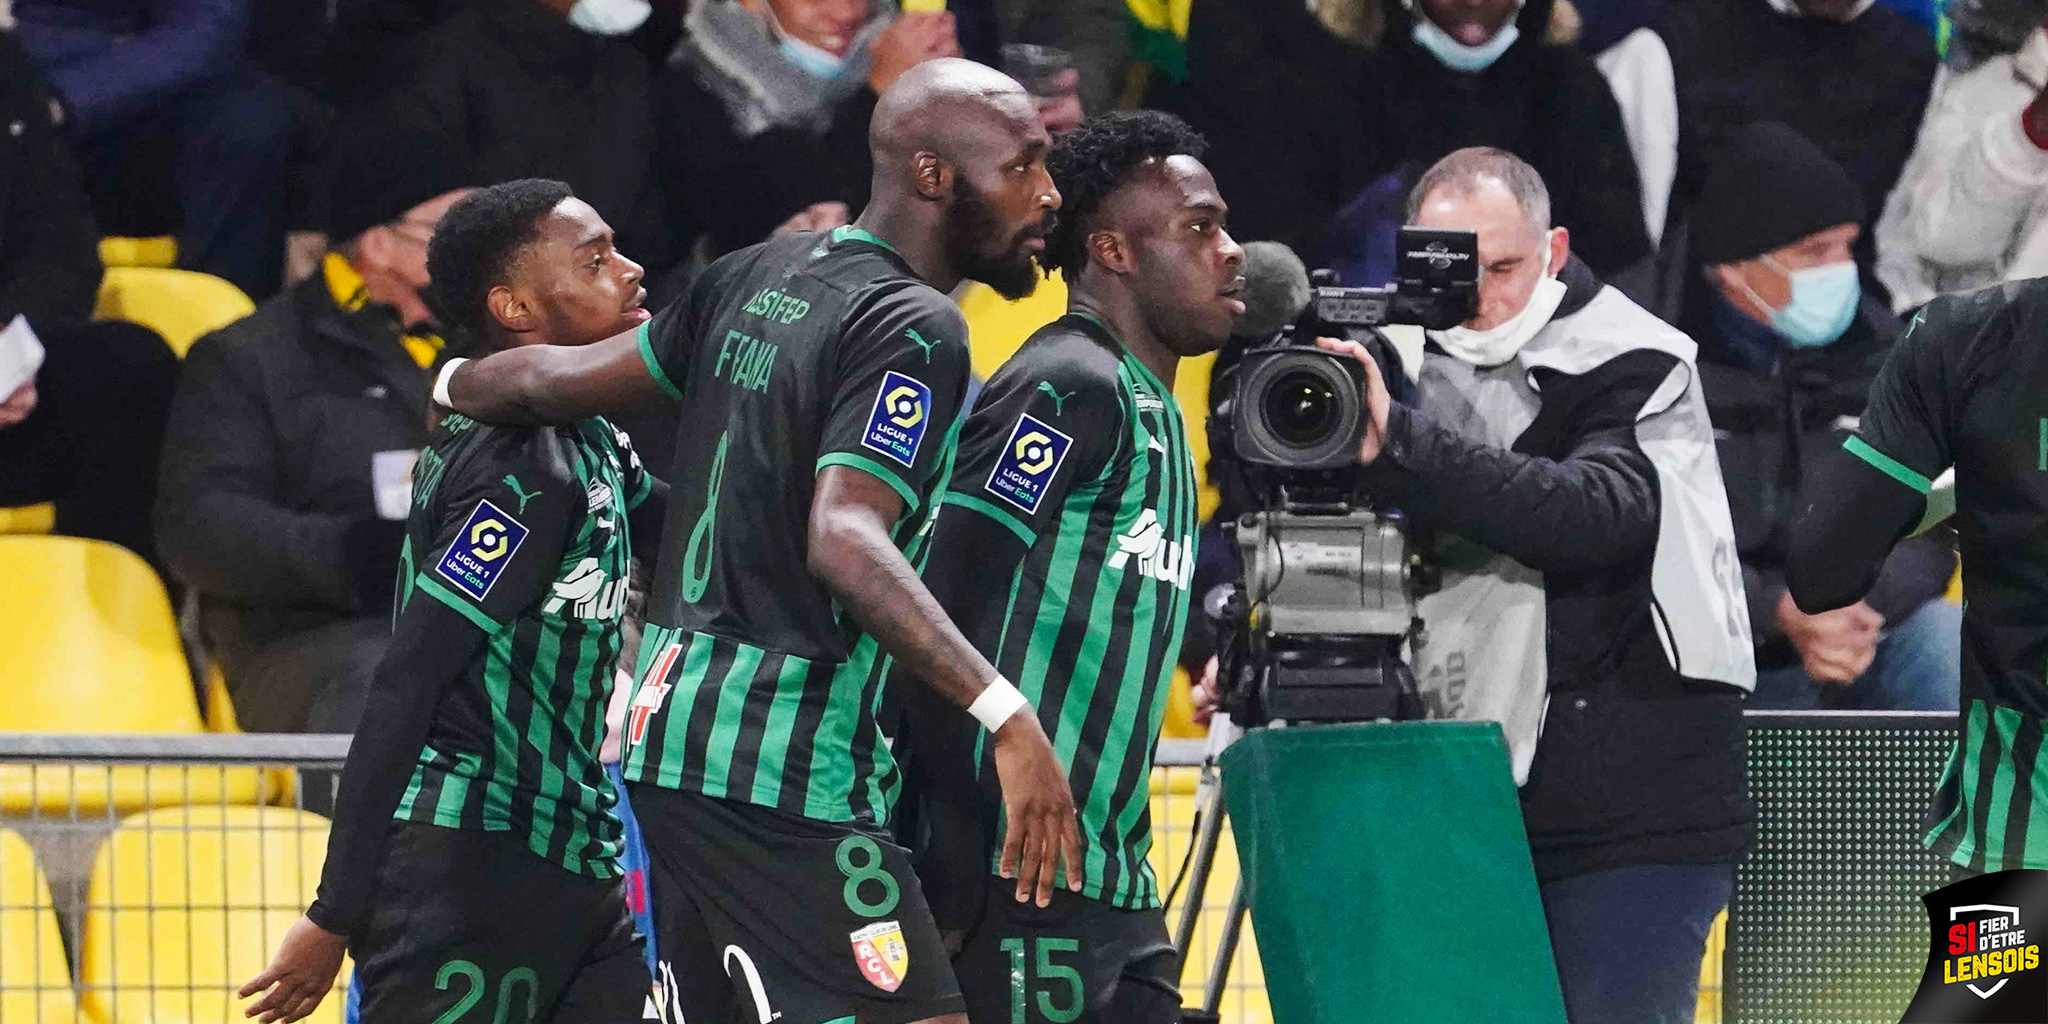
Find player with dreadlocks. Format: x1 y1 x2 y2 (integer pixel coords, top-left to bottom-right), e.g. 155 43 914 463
901 109 1243 1023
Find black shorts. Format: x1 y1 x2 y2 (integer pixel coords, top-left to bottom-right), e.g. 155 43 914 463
351 822 649 1024
628 784 964 1024
952 875 1182 1024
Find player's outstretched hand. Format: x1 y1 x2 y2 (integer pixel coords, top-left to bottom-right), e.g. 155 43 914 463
239 915 346 1022
990 710 1084 908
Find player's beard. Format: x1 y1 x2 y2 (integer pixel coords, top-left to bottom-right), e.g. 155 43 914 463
948 177 1050 301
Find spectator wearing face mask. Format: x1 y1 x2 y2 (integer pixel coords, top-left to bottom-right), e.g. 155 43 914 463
1601 0 1936 295
340 0 673 279
659 0 961 256
1323 0 1653 293
1683 121 1959 712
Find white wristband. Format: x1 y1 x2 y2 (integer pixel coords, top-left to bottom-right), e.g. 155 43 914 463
431 358 469 409
968 676 1029 732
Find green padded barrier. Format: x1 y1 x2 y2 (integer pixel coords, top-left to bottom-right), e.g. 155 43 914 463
1220 721 1568 1023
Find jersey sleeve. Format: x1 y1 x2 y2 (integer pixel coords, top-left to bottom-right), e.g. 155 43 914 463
939 357 1123 545
814 283 972 514
409 433 578 634
635 253 737 402
1848 302 1960 495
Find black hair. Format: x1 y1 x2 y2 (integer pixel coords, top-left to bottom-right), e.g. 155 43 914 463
1041 110 1208 276
425 178 576 341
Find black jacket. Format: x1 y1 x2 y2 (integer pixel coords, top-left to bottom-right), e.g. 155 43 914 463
1367 259 1750 881
1163 0 1648 277
1682 278 1955 667
658 69 874 259
1352 0 1651 277
156 275 432 653
1660 0 1937 270
350 0 670 272
0 32 99 332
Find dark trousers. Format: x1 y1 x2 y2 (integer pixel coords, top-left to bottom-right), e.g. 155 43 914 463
76 66 291 298
0 319 177 564
1540 862 1734 1024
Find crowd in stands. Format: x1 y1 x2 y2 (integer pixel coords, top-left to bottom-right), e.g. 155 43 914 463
7 0 2044 733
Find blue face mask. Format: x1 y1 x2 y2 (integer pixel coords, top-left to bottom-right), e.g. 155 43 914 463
780 33 850 79
1411 14 1520 73
1741 256 1861 349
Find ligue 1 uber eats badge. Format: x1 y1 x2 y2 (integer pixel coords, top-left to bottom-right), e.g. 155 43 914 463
1902 870 2048 1022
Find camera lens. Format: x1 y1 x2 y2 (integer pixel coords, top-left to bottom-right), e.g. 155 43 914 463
1262 369 1340 447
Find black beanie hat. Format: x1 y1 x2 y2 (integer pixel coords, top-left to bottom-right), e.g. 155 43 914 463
323 109 471 243
1690 121 1865 266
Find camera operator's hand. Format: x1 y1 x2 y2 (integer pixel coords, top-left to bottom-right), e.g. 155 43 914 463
1315 337 1392 465
1776 590 1881 685
1190 655 1220 726
990 710 1085 907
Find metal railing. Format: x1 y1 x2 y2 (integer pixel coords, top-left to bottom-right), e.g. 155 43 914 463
0 734 350 1024
0 735 1274 1023
0 730 1762 1024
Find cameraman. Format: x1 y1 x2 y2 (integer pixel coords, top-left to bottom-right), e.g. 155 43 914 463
1322 147 1755 1024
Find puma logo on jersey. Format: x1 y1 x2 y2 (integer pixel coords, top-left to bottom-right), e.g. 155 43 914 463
503 474 540 514
1106 508 1193 589
1036 381 1074 415
904 327 938 362
543 557 629 619
1147 436 1166 454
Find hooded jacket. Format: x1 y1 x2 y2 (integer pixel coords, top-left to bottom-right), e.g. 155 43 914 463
1373 257 1754 881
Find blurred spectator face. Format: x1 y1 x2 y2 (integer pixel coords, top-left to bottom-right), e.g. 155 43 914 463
1033 68 1085 136
1417 0 1520 45
1110 155 1245 353
1711 222 1861 334
352 188 472 327
943 98 1061 300
1413 176 1566 331
491 197 649 347
1003 44 1086 136
761 0 872 56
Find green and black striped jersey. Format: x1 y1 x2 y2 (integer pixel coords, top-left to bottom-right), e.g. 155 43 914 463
394 412 654 876
621 227 970 825
1840 281 2048 873
927 312 1198 909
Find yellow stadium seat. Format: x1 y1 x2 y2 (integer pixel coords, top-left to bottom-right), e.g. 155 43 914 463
96 236 178 270
0 536 268 812
0 501 55 534
81 807 349 1024
957 276 1222 519
93 267 253 358
201 665 240 734
2 829 82 1023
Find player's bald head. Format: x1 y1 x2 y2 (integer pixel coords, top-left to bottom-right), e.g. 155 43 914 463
870 58 1043 182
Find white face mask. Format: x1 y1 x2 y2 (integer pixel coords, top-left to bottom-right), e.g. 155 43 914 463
1427 247 1567 367
567 0 651 36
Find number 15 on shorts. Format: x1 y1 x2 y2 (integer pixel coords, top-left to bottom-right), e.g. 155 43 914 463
1000 937 1083 1024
